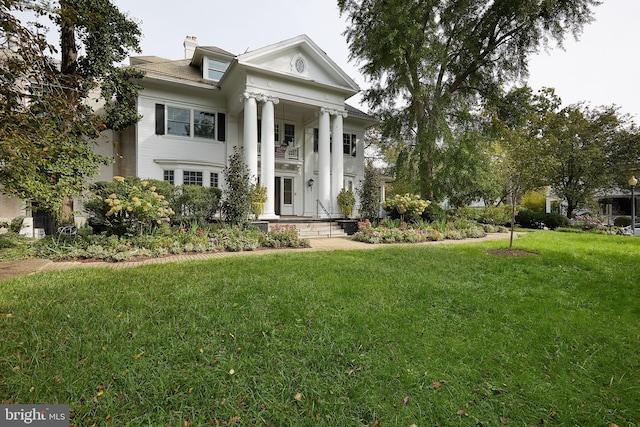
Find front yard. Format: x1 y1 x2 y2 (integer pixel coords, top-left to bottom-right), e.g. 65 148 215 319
1 231 639 426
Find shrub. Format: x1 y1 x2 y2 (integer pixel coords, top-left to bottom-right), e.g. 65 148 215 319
516 209 546 229
383 193 430 223
171 185 221 226
9 216 25 233
477 205 513 226
543 213 570 230
421 203 448 222
614 216 632 227
84 176 174 236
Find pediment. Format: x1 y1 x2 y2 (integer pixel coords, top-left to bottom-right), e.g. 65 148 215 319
236 35 359 95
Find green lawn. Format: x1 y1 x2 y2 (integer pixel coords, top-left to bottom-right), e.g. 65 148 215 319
1 232 639 426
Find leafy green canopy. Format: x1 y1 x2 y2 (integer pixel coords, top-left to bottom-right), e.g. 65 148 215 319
0 0 143 216
338 0 599 200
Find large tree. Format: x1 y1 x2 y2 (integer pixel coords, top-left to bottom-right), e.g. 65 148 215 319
545 104 637 218
0 0 143 221
338 0 599 200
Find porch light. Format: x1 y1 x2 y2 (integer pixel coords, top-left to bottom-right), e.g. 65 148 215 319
307 178 314 189
630 176 637 236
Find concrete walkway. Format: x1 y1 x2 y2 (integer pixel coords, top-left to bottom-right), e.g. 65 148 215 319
0 233 516 280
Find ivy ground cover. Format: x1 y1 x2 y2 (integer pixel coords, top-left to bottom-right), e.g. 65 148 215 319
1 232 639 426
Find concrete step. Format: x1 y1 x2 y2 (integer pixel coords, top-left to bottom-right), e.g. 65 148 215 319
270 221 347 239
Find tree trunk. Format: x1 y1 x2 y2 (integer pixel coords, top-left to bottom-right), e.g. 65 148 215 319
59 1 77 225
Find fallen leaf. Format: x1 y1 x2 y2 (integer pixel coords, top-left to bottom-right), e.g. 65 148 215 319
500 416 508 424
432 381 442 389
134 351 145 360
402 396 411 405
97 390 104 397
456 410 467 416
294 393 303 401
371 421 380 427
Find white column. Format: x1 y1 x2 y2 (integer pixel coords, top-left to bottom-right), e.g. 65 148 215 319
317 108 331 217
260 97 279 219
242 93 258 183
331 112 345 215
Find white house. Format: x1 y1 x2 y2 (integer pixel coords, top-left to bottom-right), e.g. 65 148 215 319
116 34 376 219
0 34 376 233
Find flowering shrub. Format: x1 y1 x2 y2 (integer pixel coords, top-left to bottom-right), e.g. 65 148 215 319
261 224 310 248
572 214 605 231
383 194 430 222
85 176 174 235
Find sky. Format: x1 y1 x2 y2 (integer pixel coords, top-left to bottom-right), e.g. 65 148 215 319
37 1 640 121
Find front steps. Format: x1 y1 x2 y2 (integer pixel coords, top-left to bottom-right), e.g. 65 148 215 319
269 220 348 239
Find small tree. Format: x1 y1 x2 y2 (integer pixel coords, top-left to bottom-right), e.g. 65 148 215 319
221 147 252 227
358 161 382 222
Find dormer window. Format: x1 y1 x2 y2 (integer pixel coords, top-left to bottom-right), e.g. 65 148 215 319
206 58 228 81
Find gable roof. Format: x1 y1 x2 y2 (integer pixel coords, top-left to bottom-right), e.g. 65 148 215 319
234 34 360 95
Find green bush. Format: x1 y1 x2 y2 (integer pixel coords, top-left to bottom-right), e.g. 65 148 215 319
477 205 513 226
9 216 25 233
421 203 448 222
544 213 570 230
614 216 632 227
171 185 221 226
516 209 569 230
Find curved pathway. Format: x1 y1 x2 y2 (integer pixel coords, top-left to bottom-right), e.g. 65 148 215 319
0 233 517 281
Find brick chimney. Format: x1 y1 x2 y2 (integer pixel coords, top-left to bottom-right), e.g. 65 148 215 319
184 36 198 59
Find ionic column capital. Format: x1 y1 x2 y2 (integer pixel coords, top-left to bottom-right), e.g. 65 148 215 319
319 107 348 118
240 91 279 105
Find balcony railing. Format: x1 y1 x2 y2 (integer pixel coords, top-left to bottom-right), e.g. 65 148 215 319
258 144 299 161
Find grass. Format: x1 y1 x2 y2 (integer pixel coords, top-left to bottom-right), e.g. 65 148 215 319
1 231 639 426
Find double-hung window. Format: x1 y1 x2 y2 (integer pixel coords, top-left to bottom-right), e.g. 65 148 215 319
194 111 215 139
167 107 190 137
343 133 357 157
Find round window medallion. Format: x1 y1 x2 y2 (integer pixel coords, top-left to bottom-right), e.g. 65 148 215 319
295 57 305 73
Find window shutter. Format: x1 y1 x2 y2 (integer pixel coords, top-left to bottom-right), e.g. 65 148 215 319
155 104 165 135
217 113 226 141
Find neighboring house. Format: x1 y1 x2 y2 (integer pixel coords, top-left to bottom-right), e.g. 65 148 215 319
1 34 377 234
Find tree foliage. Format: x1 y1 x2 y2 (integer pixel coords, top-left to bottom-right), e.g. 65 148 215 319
357 160 382 222
0 0 143 218
222 147 253 227
544 104 636 218
338 0 599 200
